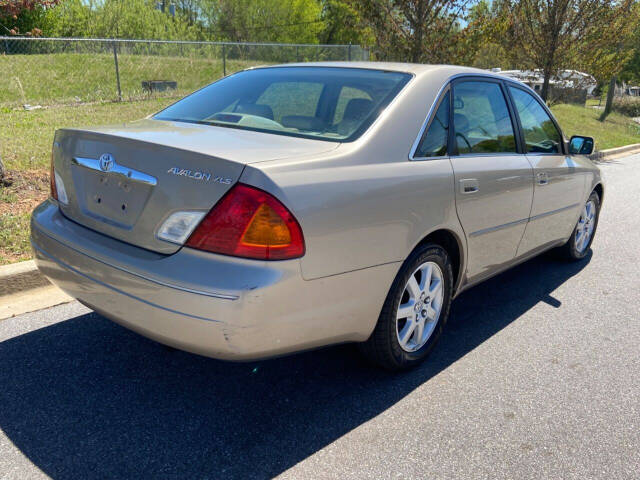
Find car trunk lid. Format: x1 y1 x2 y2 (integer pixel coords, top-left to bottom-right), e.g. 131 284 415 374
53 119 338 254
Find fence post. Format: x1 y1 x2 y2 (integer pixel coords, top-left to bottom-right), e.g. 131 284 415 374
112 40 122 101
222 44 226 76
296 45 300 62
348 43 352 61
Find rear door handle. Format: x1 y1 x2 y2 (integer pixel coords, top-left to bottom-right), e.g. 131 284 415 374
460 178 479 194
537 172 549 185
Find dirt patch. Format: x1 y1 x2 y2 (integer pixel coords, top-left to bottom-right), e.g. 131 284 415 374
0 169 49 216
0 169 48 264
0 248 28 265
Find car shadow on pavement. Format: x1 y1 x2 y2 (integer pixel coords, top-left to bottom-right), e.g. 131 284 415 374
0 252 590 479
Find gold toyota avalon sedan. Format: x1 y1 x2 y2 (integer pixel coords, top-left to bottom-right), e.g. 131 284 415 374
31 63 603 370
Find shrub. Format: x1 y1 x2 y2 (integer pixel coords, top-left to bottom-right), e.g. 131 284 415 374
612 96 640 117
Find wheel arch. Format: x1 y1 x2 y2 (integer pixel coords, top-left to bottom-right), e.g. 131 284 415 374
593 182 604 204
412 228 465 295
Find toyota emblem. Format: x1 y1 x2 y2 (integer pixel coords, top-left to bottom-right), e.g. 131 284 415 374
99 153 114 172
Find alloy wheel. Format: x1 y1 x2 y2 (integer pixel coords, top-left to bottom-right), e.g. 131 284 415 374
575 200 596 253
396 261 444 352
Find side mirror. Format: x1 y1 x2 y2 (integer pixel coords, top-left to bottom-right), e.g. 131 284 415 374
569 135 594 155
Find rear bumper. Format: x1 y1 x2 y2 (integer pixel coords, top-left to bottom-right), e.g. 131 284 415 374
30 200 398 360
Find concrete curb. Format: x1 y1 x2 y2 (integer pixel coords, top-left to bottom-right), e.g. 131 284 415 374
0 260 50 297
590 143 640 161
0 260 73 319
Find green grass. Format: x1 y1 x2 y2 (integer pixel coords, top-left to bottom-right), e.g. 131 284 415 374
0 170 50 265
0 52 264 107
585 98 602 108
551 103 640 150
1 97 174 171
0 98 175 265
0 212 31 265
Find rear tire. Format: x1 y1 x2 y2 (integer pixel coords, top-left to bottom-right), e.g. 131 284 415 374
359 243 453 371
558 191 600 261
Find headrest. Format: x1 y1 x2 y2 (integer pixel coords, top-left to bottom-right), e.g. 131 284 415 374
234 103 274 120
343 98 374 121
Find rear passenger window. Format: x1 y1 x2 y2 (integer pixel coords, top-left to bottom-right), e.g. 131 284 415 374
415 91 450 158
509 86 562 154
452 81 517 154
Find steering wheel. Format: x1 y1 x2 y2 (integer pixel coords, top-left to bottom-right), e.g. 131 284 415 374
539 139 557 152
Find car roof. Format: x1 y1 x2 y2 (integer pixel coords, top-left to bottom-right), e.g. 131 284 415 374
262 61 489 76
255 62 530 90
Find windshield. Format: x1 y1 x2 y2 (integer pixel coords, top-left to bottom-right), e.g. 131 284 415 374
154 67 412 142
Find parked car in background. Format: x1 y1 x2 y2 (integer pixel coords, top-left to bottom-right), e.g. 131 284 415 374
31 63 603 370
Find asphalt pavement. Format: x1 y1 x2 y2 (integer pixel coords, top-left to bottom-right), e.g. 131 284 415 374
0 155 638 479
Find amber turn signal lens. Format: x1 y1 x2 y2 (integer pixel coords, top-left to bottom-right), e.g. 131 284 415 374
241 203 292 247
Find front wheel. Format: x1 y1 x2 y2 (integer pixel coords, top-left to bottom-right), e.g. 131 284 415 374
359 243 453 370
559 191 601 260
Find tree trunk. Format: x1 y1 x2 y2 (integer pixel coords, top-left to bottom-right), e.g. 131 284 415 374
411 2 425 63
411 25 423 63
540 69 552 102
599 75 617 122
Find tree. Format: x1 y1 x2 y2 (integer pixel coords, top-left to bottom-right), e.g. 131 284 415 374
208 0 323 44
617 4 640 85
0 0 60 36
45 0 201 40
575 1 638 120
174 0 200 26
349 0 473 63
319 0 374 46
498 0 635 102
459 0 510 68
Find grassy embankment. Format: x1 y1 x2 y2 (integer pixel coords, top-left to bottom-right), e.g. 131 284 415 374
0 52 262 107
0 99 175 264
0 52 263 264
551 103 640 150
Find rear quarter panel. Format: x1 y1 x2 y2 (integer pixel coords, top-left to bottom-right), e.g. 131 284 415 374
240 68 467 281
244 158 460 280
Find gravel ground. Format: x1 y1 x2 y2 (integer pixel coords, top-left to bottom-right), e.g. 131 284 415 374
0 155 638 480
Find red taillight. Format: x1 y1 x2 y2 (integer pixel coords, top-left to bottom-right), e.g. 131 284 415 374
186 184 305 260
50 152 58 201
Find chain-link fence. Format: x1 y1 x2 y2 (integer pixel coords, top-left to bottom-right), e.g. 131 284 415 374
0 37 369 108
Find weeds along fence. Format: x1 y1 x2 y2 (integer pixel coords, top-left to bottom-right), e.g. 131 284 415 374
0 37 369 108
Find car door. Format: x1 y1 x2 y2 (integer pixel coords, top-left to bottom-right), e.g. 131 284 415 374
507 86 586 255
448 78 534 283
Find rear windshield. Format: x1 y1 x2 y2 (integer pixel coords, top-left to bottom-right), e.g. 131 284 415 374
154 67 412 142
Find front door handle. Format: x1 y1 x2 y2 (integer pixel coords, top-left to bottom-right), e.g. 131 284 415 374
460 178 479 194
537 172 549 185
